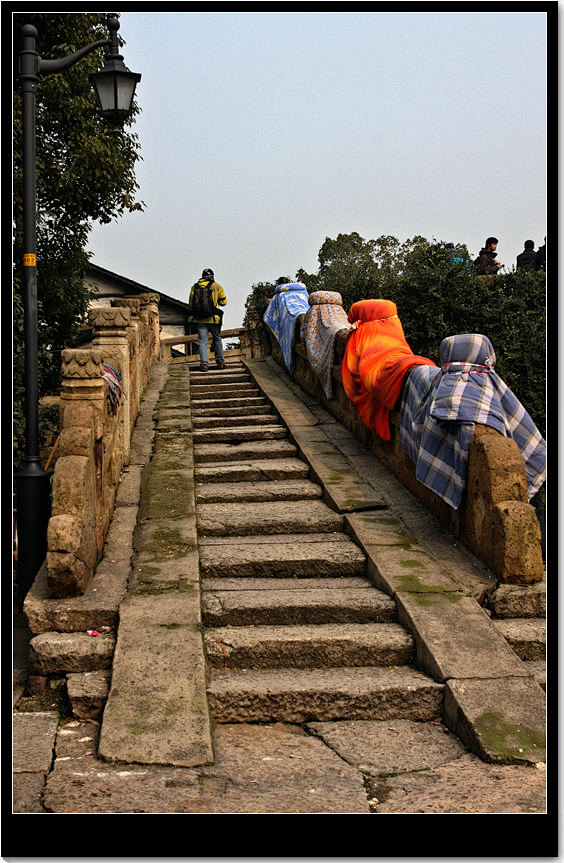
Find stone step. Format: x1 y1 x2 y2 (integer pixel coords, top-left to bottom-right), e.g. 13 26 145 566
67 670 111 719
205 622 414 670
189 367 250 377
192 405 274 418
202 583 397 626
524 659 546 691
189 372 251 385
196 500 343 537
489 580 546 619
191 397 268 410
195 458 310 483
196 479 323 504
28 632 116 675
207 665 444 723
194 440 298 464
189 364 246 374
493 618 546 661
198 534 366 578
202 576 372 591
192 425 288 444
190 383 259 398
192 413 277 427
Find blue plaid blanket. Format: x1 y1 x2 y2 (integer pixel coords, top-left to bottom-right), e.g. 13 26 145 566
300 291 351 398
399 333 546 509
263 282 309 372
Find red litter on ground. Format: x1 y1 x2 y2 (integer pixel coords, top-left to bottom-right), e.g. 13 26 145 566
87 630 101 637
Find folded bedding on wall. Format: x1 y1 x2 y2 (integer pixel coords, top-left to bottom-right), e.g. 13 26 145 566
341 298 437 442
399 332 546 509
263 282 310 373
300 291 351 398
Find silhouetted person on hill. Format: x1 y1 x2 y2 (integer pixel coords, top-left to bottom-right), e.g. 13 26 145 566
535 237 546 272
516 240 537 271
474 237 502 274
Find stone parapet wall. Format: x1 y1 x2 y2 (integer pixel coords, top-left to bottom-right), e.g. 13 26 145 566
269 320 543 586
43 294 160 599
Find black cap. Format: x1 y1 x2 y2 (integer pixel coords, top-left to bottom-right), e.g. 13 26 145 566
202 268 214 279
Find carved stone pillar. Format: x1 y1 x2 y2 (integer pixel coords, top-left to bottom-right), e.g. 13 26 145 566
138 292 161 366
111 298 142 427
47 349 106 597
89 306 132 464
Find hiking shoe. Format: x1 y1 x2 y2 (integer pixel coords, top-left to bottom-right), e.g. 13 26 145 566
199 363 209 372
216 360 226 370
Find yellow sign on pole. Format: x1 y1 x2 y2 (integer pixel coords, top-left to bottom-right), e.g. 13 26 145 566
23 253 36 267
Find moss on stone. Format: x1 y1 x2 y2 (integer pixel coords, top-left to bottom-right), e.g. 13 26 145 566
134 578 195 596
134 525 195 560
396 573 444 593
327 470 348 484
473 711 546 763
341 498 374 511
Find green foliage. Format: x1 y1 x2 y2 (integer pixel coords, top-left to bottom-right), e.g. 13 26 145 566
13 12 144 461
243 280 279 351
245 232 546 438
243 281 277 330
297 232 381 306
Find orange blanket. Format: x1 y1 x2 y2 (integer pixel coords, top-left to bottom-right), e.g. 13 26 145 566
342 299 437 440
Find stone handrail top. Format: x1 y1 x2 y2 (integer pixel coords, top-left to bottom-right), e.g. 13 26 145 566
160 327 248 345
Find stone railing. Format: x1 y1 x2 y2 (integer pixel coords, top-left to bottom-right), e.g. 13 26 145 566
267 320 544 586
160 327 261 364
44 293 160 599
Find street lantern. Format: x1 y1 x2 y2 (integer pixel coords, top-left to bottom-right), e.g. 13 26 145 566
15 17 141 607
90 19 141 130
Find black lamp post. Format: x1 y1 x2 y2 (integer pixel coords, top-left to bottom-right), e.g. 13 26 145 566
15 18 140 607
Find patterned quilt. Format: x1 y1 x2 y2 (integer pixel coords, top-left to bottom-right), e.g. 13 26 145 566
300 291 351 398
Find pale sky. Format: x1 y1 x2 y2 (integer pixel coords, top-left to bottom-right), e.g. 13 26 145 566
86 10 549 331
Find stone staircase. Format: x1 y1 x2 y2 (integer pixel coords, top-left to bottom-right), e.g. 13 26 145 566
20 356 545 771
190 362 443 724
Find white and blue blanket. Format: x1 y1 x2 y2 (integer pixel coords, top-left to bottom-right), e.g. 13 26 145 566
263 282 309 373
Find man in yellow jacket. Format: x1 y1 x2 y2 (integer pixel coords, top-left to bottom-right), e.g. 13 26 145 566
187 268 228 371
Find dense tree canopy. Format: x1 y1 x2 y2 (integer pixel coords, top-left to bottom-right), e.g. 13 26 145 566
13 12 144 466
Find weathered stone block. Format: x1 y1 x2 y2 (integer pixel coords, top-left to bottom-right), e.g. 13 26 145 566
490 500 544 584
47 512 80 554
57 425 94 459
50 455 95 518
443 676 546 764
24 558 128 635
13 711 59 773
47 455 97 597
490 580 546 619
29 632 116 674
67 670 111 719
469 431 529 505
60 402 94 428
46 551 92 598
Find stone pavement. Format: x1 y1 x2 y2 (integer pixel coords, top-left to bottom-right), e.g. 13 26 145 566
11 356 553 833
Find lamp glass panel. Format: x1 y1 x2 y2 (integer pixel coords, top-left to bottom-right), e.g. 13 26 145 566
116 76 137 111
93 75 117 112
